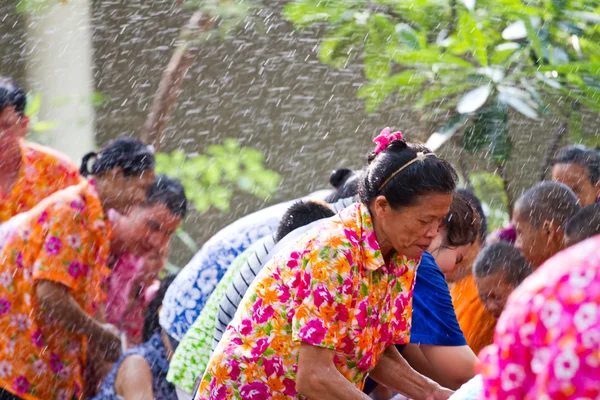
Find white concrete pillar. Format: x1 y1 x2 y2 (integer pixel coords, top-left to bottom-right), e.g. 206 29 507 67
25 0 95 163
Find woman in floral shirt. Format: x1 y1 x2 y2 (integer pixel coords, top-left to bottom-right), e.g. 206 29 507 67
196 129 458 400
0 76 80 223
0 138 155 400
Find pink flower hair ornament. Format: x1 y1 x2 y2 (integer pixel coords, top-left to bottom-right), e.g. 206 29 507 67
373 127 403 155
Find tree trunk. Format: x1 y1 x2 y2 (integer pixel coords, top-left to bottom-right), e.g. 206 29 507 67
496 161 514 217
25 0 95 162
142 11 215 150
538 122 567 181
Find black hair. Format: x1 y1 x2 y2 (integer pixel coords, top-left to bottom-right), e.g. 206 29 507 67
442 192 479 247
143 274 177 342
515 181 581 229
457 188 488 242
473 242 533 286
329 168 354 188
0 77 26 116
80 138 155 178
325 169 363 203
146 175 188 218
552 145 600 185
359 139 458 208
275 200 335 242
565 203 600 245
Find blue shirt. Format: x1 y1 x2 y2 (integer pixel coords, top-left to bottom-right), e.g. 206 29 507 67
92 332 177 400
409 251 466 346
363 252 465 394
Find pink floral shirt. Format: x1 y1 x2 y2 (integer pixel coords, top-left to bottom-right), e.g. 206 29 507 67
196 203 420 400
479 234 600 399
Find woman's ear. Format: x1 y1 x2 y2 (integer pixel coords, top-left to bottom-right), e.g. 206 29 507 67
372 195 390 218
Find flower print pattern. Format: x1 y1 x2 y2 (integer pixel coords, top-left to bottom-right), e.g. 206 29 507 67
0 141 80 223
479 235 600 399
160 200 291 341
195 203 419 399
0 182 111 400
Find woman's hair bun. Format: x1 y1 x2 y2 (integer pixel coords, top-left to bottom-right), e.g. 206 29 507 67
329 168 354 188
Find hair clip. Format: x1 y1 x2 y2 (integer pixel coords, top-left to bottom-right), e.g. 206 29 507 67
373 127 403 155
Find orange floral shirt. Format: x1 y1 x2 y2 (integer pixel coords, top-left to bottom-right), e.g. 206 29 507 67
0 182 111 400
0 141 80 223
197 203 420 399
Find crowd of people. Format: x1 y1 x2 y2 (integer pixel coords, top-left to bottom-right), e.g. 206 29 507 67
0 75 599 400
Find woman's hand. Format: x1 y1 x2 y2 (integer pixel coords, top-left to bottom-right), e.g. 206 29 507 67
297 343 372 400
426 386 454 400
96 323 123 362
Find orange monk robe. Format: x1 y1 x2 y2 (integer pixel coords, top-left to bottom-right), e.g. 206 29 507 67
450 275 497 355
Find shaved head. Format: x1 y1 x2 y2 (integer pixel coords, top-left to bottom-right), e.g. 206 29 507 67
515 181 581 230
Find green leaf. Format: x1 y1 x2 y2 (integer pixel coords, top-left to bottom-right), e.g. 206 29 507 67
497 90 539 119
176 228 199 253
463 101 511 162
319 22 361 68
524 18 543 63
459 11 488 66
283 0 346 27
416 83 477 109
570 105 583 143
25 93 42 117
457 85 492 114
491 42 521 65
364 18 391 79
395 23 421 50
425 113 469 151
389 48 475 69
564 11 600 23
357 71 426 112
502 20 527 41
538 63 600 77
31 121 57 132
461 0 476 12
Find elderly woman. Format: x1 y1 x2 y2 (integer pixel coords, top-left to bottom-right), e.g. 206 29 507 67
195 129 458 400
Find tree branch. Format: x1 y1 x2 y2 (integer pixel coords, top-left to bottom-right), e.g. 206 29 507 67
538 122 567 181
142 12 216 150
496 161 514 217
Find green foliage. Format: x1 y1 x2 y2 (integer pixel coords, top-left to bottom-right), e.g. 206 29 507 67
24 93 56 145
469 171 510 232
155 139 281 214
181 0 255 41
284 0 600 157
15 0 55 15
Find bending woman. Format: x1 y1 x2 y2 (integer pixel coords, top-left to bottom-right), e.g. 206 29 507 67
196 128 458 400
0 138 155 400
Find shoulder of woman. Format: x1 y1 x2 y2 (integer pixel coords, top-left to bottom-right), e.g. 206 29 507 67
115 354 153 393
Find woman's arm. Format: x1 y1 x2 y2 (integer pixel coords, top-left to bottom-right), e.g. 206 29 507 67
115 355 155 400
297 343 372 400
36 280 122 361
369 345 453 400
417 344 477 389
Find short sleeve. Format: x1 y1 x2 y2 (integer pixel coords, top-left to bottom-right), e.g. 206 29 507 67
30 201 89 292
291 239 353 350
410 253 467 347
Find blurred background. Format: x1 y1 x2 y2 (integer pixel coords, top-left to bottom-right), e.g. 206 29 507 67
2 0 599 267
